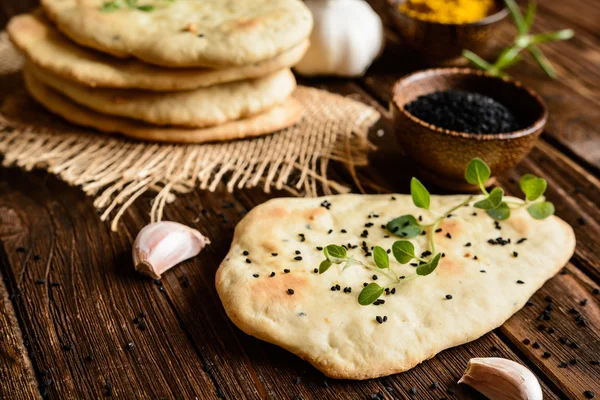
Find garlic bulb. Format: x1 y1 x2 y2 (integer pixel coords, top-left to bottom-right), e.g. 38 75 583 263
458 357 543 400
132 221 210 279
294 0 385 77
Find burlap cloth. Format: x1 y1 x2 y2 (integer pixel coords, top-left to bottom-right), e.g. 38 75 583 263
0 32 380 230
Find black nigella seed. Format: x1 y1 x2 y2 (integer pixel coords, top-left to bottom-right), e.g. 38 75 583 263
313 268 318 273
17 247 26 253
246 258 251 264
465 242 471 247
272 253 278 256
560 268 568 275
341 229 347 233
435 228 442 233
578 217 587 225
559 337 568 344
294 256 302 261
376 316 383 324
284 269 290 273
537 324 545 331
570 358 578 365
491 345 499 351
532 342 540 349
335 284 340 290
316 246 323 251
525 301 534 306
570 342 580 349
591 360 600 365
580 299 588 306
584 390 595 399
62 344 73 351
35 279 46 285
517 238 527 244
523 338 530 345
363 282 368 287
270 272 275 277
133 317 140 324
473 255 478 260
558 362 568 368
138 321 147 331
480 270 486 273
243 250 249 256
372 275 378 280
517 280 525 284
513 251 518 257
445 294 453 300
542 352 551 358
252 274 259 278
33 254 41 261
104 382 113 397
593 288 599 295
287 289 294 295
446 233 452 239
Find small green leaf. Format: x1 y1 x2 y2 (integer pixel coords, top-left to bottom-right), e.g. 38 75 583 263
486 201 511 220
358 283 384 306
520 174 547 201
391 240 415 264
474 187 504 210
323 245 346 263
527 201 555 219
100 1 122 12
318 259 332 274
386 215 422 239
125 0 137 7
373 246 389 269
410 178 430 210
137 4 154 11
505 0 527 35
416 253 442 276
465 158 491 186
524 0 536 30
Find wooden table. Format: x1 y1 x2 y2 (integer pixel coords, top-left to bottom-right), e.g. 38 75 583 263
1 1 598 399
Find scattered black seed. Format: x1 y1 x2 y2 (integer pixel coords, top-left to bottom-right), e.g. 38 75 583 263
376 316 383 324
33 254 41 261
560 268 569 275
242 250 249 256
294 256 302 261
284 269 290 273
372 275 378 280
465 242 471 247
517 280 525 284
138 321 147 331
558 362 568 368
133 317 140 324
517 238 527 244
512 251 518 257
62 344 73 351
580 299 588 306
35 279 46 285
584 391 594 399
591 360 599 365
547 327 555 334
569 307 579 315
316 246 323 251
593 289 599 295
139 311 147 318
480 270 486 273
271 253 278 257
124 342 134 351
287 289 294 295
533 342 540 349
363 282 368 287
446 233 452 239
570 342 580 349
570 358 578 365
537 324 545 331
578 217 587 225
491 345 499 351
473 255 478 260
252 274 259 278
270 272 275 277
313 268 318 273
328 229 333 234
559 337 568 344
435 228 442 233
85 354 95 362
246 258 252 264
445 294 453 300
542 352 551 358
523 338 531 345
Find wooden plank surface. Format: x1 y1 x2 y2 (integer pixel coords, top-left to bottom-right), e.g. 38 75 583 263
0 0 599 399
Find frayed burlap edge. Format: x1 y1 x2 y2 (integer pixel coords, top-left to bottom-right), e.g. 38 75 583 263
0 32 379 231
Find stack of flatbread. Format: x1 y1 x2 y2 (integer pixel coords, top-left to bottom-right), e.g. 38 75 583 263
7 0 313 143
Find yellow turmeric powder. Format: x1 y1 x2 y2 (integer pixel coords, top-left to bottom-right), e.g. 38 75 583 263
399 0 495 24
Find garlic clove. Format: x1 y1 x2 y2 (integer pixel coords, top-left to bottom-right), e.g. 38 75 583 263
458 357 543 400
132 221 210 279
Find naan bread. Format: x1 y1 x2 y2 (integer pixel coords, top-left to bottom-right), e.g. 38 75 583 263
24 69 304 144
216 194 575 379
41 0 313 68
29 63 296 128
8 13 309 91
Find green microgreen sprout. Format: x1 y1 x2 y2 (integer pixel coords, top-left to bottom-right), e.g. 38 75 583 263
462 0 574 78
319 158 554 306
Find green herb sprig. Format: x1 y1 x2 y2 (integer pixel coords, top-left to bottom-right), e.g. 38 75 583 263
100 0 174 12
462 0 574 78
319 158 554 306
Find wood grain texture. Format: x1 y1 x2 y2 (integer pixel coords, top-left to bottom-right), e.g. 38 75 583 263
0 0 599 399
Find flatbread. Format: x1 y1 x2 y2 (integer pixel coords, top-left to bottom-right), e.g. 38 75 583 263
7 13 309 91
216 194 575 379
29 63 297 128
24 69 304 144
41 0 313 68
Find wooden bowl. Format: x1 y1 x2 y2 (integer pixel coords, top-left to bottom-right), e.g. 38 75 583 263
390 68 548 191
387 0 508 62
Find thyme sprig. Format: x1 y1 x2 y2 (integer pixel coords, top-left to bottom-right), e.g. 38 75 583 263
319 158 554 306
462 0 574 78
